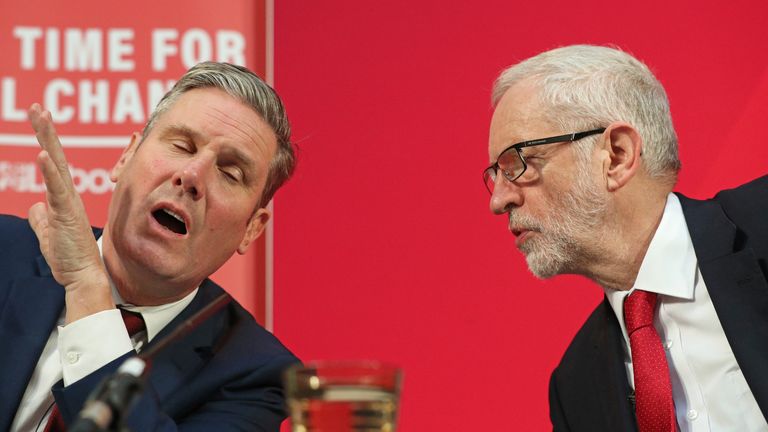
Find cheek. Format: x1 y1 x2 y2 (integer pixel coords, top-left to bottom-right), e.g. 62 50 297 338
204 201 253 233
130 157 176 191
121 152 174 184
149 157 175 175
201 211 250 251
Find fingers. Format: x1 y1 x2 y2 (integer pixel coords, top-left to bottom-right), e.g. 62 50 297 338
36 150 72 212
28 202 49 247
28 104 86 220
26 104 110 317
28 104 75 190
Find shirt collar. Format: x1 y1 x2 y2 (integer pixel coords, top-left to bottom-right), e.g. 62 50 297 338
605 193 698 339
96 236 199 342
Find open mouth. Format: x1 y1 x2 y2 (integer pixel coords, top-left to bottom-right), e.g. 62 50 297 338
152 208 187 235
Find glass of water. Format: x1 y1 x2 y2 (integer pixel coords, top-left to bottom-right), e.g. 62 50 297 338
283 360 403 432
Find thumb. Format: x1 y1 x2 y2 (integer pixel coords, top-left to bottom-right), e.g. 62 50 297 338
28 202 49 245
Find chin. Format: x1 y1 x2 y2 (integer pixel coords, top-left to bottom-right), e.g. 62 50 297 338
527 264 560 280
524 250 567 280
117 241 179 278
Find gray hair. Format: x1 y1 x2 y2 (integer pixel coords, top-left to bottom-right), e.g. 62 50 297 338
492 45 680 182
144 61 295 208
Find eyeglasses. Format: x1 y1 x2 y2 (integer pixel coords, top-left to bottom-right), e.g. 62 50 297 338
482 128 605 194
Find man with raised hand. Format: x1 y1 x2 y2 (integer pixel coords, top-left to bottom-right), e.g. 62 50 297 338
2 62 299 431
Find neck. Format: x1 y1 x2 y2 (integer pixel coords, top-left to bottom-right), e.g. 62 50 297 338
580 188 670 292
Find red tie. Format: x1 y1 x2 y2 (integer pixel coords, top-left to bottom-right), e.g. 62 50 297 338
624 290 677 432
119 308 146 338
45 308 145 432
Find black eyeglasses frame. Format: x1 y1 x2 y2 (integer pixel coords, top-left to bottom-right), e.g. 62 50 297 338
483 128 606 193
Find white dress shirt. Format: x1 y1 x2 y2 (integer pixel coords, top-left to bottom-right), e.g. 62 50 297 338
10 237 198 432
605 193 768 432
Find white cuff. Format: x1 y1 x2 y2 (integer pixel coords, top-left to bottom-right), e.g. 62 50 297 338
57 309 134 386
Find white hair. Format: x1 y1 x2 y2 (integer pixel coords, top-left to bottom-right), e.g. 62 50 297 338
493 45 680 182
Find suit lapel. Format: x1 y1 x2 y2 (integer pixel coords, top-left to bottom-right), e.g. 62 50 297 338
0 258 64 430
552 299 637 431
680 194 768 420
589 299 638 432
142 280 228 408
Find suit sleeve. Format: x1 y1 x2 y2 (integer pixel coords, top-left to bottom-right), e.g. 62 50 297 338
52 351 299 431
549 369 570 432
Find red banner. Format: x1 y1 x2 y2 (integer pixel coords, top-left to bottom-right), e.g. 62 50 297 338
0 0 272 325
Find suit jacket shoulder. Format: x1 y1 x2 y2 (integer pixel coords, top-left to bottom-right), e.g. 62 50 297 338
710 175 768 259
0 214 102 279
0 214 41 264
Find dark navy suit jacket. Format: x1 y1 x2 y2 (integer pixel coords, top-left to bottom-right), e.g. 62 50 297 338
549 175 768 431
0 214 300 431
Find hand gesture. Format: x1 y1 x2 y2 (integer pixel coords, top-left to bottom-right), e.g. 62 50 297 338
27 104 114 323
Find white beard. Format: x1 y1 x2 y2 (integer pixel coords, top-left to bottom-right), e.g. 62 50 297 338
510 165 608 279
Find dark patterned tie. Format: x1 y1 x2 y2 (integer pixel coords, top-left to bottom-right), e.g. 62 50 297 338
45 308 145 432
119 308 146 339
624 290 677 432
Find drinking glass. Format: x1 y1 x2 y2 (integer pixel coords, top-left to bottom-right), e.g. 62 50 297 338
284 360 403 432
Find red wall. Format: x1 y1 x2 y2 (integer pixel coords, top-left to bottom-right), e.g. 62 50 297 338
272 1 768 430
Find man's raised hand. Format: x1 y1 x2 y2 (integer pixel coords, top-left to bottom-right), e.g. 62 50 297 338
27 103 113 323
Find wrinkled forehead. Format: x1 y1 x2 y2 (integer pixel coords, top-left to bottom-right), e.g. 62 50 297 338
488 81 554 160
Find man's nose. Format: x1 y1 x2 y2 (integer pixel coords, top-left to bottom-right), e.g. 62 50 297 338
172 156 213 200
489 175 524 214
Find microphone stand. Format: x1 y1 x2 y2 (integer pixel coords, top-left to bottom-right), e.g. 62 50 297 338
69 292 233 432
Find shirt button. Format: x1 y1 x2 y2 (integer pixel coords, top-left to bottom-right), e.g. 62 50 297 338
687 409 698 420
66 351 80 364
664 340 673 349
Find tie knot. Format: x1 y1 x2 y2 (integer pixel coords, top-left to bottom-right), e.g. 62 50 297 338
623 290 657 334
119 307 146 337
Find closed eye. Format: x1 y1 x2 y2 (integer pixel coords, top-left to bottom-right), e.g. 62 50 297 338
219 166 243 183
172 141 194 153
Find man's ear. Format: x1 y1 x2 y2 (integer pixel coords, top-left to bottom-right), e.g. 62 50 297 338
600 122 643 192
111 132 142 182
237 207 271 254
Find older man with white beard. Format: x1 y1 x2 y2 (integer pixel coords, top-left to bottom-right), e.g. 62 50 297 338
484 45 768 432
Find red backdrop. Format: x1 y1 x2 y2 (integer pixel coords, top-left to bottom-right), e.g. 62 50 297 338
272 1 768 430
3 1 768 430
0 0 272 323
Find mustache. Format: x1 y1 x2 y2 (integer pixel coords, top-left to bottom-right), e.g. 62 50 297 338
507 210 544 232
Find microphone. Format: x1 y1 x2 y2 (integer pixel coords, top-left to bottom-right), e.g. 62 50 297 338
69 357 146 432
69 292 233 431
